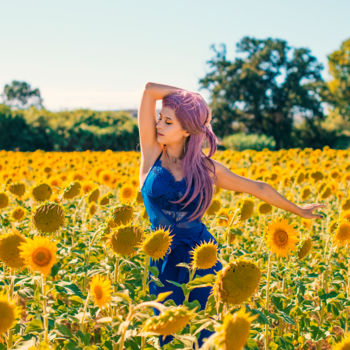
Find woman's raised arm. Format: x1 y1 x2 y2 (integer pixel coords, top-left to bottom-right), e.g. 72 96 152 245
138 82 183 158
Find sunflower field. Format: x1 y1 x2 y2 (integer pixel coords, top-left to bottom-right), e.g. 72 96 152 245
0 147 349 350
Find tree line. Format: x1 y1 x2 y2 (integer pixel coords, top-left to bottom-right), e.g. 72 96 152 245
1 36 349 151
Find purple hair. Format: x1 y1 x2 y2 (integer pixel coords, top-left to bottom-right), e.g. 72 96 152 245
162 90 218 222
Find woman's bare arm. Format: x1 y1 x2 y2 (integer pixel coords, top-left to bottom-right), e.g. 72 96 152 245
138 82 183 159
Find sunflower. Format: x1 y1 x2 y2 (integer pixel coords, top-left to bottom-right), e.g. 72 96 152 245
8 182 26 197
111 205 133 226
341 198 350 211
142 226 173 261
301 187 311 201
239 198 255 221
257 202 272 215
142 305 194 337
99 170 114 187
340 210 350 223
99 192 112 206
109 224 144 257
0 291 21 334
136 191 143 205
190 240 218 270
213 259 261 305
332 332 350 350
88 202 97 217
11 207 26 221
32 183 52 202
19 236 57 276
213 308 257 350
0 192 9 209
87 188 100 203
63 181 81 199
216 208 233 227
206 198 222 216
90 274 112 309
0 229 27 269
297 238 312 260
32 202 65 233
119 184 136 204
333 221 350 247
265 218 299 257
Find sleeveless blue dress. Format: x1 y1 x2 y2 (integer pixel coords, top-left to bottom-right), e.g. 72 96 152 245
140 150 223 347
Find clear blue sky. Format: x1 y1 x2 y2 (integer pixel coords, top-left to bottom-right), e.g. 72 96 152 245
0 0 348 111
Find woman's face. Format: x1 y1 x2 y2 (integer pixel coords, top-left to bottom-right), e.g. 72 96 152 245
156 106 189 145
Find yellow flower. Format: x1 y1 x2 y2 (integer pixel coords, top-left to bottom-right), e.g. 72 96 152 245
213 259 261 305
239 198 254 221
216 208 233 227
190 240 218 270
109 225 144 257
142 306 194 337
8 182 26 197
257 202 272 215
213 308 257 350
119 184 136 204
142 226 173 261
333 221 350 247
90 275 112 309
63 181 81 199
332 332 350 350
0 192 9 209
111 205 133 226
87 188 100 203
88 202 97 217
0 291 21 334
265 218 299 257
32 183 52 202
32 202 65 233
206 198 222 216
11 207 26 221
297 238 312 260
19 236 57 276
0 229 27 269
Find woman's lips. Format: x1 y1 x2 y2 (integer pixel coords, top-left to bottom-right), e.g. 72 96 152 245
157 131 164 136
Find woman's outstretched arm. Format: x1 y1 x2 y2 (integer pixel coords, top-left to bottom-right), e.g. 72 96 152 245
212 159 326 219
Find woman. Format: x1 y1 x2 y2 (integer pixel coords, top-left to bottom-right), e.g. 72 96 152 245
138 82 325 347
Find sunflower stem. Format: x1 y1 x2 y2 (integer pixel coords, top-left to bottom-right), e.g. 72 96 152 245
7 268 15 349
185 267 196 302
264 252 272 350
142 256 150 294
345 246 350 334
80 290 90 333
114 255 120 285
41 274 49 344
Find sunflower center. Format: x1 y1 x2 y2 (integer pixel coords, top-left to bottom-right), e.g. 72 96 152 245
33 248 51 266
94 285 103 299
273 230 288 247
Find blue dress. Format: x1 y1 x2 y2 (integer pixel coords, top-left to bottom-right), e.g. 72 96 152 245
141 150 223 347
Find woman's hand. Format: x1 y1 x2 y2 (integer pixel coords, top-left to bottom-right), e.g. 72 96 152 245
145 82 184 100
298 203 327 219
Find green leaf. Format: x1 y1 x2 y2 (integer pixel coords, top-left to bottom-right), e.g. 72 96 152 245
149 266 159 278
56 323 73 338
25 319 43 334
278 311 296 325
187 274 216 290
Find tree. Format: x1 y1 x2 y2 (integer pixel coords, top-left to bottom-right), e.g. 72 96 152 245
0 80 44 110
327 38 350 120
199 37 327 149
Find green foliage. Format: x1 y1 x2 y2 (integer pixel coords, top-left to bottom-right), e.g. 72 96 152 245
0 105 139 151
199 36 326 149
326 38 350 119
221 132 276 151
0 80 44 110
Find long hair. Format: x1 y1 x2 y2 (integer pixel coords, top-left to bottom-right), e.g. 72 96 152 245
162 90 218 222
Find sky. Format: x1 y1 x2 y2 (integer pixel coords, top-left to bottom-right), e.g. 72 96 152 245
0 0 349 111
